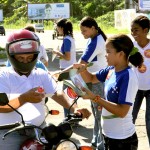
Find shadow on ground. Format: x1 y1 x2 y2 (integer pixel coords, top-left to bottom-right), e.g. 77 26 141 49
71 125 93 143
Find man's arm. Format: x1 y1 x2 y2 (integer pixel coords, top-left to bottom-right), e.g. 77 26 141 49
52 91 91 119
0 88 44 113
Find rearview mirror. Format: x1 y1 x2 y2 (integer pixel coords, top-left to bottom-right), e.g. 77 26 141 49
0 93 9 106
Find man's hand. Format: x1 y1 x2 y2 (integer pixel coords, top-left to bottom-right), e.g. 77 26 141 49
20 87 45 103
74 108 91 119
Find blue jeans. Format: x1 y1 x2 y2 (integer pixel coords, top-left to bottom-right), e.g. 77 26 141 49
91 82 104 150
132 90 150 145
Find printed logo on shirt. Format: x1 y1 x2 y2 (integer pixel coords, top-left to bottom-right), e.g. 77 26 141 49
138 63 147 73
144 49 150 58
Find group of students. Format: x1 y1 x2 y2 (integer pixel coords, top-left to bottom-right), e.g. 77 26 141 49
52 15 150 150
0 14 149 150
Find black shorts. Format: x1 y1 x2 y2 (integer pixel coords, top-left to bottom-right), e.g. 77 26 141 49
103 132 138 150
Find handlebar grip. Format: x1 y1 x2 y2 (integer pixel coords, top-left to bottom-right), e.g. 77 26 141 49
0 122 20 130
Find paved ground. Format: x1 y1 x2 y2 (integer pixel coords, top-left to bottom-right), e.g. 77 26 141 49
45 49 149 150
46 95 149 150
0 30 149 149
45 77 149 150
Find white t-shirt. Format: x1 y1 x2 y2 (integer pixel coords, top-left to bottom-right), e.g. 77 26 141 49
133 41 150 90
81 34 107 73
0 67 57 126
59 36 76 69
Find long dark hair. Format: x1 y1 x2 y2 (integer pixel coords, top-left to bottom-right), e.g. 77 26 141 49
80 16 107 41
56 18 73 37
107 34 143 67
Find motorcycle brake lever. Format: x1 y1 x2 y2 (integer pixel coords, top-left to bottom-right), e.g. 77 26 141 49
64 114 82 123
0 122 21 130
2 123 42 140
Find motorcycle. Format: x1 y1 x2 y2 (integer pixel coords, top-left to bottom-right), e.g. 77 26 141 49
0 93 92 150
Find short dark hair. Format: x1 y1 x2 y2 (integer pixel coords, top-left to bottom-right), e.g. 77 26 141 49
24 25 35 33
131 15 150 31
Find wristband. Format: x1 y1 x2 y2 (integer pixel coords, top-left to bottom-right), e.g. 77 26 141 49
92 95 101 103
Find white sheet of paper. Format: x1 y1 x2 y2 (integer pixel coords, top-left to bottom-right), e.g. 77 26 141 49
52 53 57 61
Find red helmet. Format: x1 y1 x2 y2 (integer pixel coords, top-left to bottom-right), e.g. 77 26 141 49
20 139 44 150
6 30 40 74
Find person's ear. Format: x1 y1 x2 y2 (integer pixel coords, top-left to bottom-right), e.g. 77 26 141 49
144 28 149 34
119 50 125 57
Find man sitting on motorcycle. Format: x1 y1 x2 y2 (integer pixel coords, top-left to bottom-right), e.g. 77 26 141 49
0 30 91 150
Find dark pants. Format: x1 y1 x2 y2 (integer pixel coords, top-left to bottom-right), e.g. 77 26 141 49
103 132 138 150
132 90 150 145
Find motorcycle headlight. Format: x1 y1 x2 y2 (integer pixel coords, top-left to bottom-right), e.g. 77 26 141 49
56 139 78 150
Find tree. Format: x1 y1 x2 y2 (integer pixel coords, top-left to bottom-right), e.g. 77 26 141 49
1 0 125 24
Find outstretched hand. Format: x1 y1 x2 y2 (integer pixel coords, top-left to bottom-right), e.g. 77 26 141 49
73 63 87 74
81 87 96 100
52 50 58 55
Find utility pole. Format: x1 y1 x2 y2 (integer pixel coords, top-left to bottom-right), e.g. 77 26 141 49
125 0 134 9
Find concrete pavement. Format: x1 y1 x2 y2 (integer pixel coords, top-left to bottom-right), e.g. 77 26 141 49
0 30 149 149
45 50 149 150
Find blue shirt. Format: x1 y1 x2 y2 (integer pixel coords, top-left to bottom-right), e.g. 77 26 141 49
96 66 136 105
95 66 138 138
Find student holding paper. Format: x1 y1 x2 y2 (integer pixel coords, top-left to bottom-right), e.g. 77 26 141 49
54 16 107 148
52 18 77 117
74 34 143 150
78 16 107 150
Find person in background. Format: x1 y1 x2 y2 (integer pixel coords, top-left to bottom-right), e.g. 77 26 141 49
52 16 107 149
78 16 107 150
24 25 49 67
131 15 150 145
52 18 77 118
73 34 143 150
0 30 91 149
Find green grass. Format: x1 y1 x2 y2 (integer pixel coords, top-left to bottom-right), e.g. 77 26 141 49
3 20 130 35
0 53 7 59
102 27 130 34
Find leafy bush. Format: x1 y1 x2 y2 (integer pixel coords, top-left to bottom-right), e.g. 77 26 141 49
97 11 114 29
0 47 5 51
96 12 129 34
0 47 7 59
